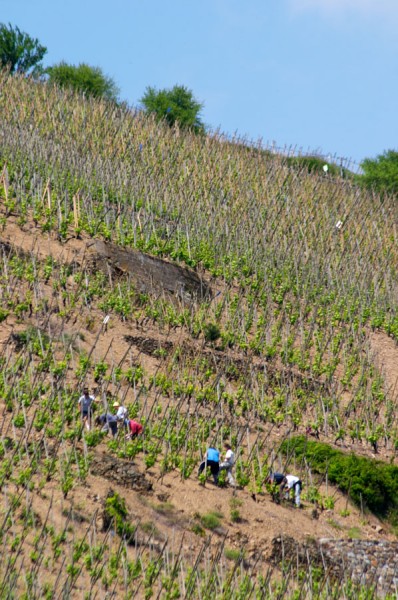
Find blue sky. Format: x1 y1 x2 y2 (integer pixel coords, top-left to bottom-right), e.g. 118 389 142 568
2 0 398 168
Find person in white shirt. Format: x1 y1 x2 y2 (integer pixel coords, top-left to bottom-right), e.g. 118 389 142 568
78 387 95 430
219 443 235 486
113 401 128 422
282 474 302 507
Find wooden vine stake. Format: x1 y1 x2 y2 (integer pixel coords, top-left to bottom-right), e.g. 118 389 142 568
136 208 142 232
73 192 80 229
117 202 121 233
1 165 9 204
41 179 51 211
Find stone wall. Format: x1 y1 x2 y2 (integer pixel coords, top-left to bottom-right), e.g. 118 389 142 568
270 536 398 597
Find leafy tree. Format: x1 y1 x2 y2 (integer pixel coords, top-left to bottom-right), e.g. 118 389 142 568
140 84 205 133
0 23 47 75
46 62 119 102
360 149 398 196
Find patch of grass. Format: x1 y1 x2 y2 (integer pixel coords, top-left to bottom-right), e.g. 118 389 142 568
224 547 245 562
191 523 205 536
200 511 223 530
326 518 344 531
152 502 175 516
61 508 88 523
348 527 362 539
140 521 161 538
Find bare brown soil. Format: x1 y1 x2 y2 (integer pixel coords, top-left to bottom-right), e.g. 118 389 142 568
1 213 398 596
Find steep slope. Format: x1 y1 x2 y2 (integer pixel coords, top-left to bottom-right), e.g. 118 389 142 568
0 73 398 597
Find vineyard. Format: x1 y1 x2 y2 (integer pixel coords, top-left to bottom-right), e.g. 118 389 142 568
0 71 398 598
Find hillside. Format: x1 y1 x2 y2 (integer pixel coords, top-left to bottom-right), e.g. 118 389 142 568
0 72 398 598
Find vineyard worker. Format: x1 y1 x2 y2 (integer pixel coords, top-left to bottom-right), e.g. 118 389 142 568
219 443 235 486
78 387 95 431
95 413 118 437
113 401 128 422
282 474 302 507
267 472 286 485
125 419 143 439
266 472 287 503
198 446 220 485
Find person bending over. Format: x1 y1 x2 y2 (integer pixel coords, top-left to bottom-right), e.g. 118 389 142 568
198 446 220 485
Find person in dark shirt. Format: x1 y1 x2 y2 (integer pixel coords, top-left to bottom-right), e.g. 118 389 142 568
266 472 287 503
267 472 285 485
95 413 118 437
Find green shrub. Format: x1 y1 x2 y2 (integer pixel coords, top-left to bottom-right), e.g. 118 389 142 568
281 436 398 523
104 491 136 542
203 322 221 343
47 62 119 102
140 84 205 133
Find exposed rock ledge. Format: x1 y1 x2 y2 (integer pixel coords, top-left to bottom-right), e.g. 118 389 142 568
90 453 153 492
93 239 212 302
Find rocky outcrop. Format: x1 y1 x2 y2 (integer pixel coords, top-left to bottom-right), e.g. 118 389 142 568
92 239 212 302
123 335 173 357
90 453 153 492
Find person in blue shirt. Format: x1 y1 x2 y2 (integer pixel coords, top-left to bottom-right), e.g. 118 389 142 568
198 447 220 484
95 413 118 438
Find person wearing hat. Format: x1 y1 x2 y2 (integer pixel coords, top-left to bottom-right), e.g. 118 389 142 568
113 401 128 422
